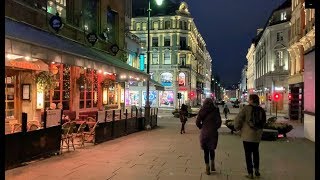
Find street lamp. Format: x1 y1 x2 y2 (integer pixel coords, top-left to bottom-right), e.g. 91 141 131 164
146 0 163 129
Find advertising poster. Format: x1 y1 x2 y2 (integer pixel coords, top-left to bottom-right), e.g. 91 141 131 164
159 91 174 107
142 91 158 107
128 91 140 106
160 73 173 86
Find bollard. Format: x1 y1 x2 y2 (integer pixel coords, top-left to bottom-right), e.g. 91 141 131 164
22 112 28 133
125 109 128 134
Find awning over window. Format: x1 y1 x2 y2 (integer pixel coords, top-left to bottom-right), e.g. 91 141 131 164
5 17 148 80
150 79 164 91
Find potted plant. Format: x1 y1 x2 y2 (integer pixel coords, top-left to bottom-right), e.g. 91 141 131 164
35 71 57 90
225 120 236 134
76 74 92 89
101 78 111 88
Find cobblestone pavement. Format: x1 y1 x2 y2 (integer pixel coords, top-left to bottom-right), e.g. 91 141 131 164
6 111 314 180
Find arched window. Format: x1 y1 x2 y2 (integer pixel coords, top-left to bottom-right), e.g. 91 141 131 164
160 72 173 86
178 72 186 86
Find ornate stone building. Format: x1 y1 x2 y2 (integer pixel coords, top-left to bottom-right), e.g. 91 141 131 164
131 1 212 109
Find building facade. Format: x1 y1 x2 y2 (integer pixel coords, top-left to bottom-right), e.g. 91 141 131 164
254 0 292 114
239 65 248 102
246 42 256 95
287 0 315 124
131 1 212 109
5 0 148 127
287 0 315 141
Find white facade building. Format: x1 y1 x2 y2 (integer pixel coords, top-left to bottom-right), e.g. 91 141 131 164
130 1 212 109
254 1 291 114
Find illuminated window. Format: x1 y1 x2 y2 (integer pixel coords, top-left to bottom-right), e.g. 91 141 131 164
281 12 287 21
47 0 66 18
45 64 71 110
152 53 159 64
79 69 98 109
136 22 141 30
178 72 186 86
153 21 159 30
276 51 284 66
142 22 147 30
160 73 173 86
180 54 186 66
164 52 171 64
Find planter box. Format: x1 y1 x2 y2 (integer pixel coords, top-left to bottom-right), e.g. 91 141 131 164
262 129 278 141
5 126 61 170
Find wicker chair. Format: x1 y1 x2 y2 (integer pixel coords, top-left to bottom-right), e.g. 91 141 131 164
28 124 39 131
12 123 22 133
5 123 12 134
73 121 87 147
84 121 99 144
61 122 75 152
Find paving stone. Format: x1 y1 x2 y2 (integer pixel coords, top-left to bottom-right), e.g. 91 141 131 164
5 112 315 180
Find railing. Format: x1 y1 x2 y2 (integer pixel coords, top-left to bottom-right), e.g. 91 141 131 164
94 107 158 144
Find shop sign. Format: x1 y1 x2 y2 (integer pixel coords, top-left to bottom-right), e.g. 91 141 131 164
179 86 188 91
87 33 98 46
275 87 285 91
6 60 41 71
110 44 119 55
49 14 62 32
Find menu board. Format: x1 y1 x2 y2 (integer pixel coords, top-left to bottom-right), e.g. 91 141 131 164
97 110 106 123
46 109 62 127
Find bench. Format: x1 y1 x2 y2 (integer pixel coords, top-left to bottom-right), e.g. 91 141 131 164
79 111 98 121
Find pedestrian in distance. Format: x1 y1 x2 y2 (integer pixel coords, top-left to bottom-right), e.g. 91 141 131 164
196 98 222 175
223 104 230 119
179 104 188 134
234 94 266 179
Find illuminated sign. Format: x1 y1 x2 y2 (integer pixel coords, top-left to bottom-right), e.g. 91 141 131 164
139 54 145 71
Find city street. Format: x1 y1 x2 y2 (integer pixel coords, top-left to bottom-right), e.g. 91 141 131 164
6 107 315 180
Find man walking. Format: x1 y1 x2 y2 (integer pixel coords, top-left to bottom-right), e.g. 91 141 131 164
234 94 266 179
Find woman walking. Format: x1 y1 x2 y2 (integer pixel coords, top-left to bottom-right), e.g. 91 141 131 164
179 104 188 134
196 98 222 175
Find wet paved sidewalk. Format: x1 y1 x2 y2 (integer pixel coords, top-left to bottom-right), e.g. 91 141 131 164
6 116 315 180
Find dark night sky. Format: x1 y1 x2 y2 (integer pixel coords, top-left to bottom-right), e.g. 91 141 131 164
183 0 286 86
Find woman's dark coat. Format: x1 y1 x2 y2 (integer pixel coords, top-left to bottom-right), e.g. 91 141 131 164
196 105 222 150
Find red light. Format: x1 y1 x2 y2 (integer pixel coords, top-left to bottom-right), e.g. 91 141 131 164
274 93 280 101
288 94 292 100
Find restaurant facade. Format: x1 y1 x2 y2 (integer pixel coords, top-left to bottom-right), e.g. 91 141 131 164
4 0 161 169
5 0 153 128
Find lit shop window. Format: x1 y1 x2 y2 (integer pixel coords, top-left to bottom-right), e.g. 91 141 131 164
160 72 173 86
159 91 174 107
47 0 66 18
178 72 186 86
142 91 158 107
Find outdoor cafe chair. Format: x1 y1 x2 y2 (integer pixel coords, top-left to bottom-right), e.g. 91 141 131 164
73 121 87 147
84 121 99 144
61 122 75 153
5 123 12 134
12 123 22 133
87 117 96 129
28 124 39 131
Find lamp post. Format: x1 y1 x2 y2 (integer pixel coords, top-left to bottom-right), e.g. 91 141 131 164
145 0 163 129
